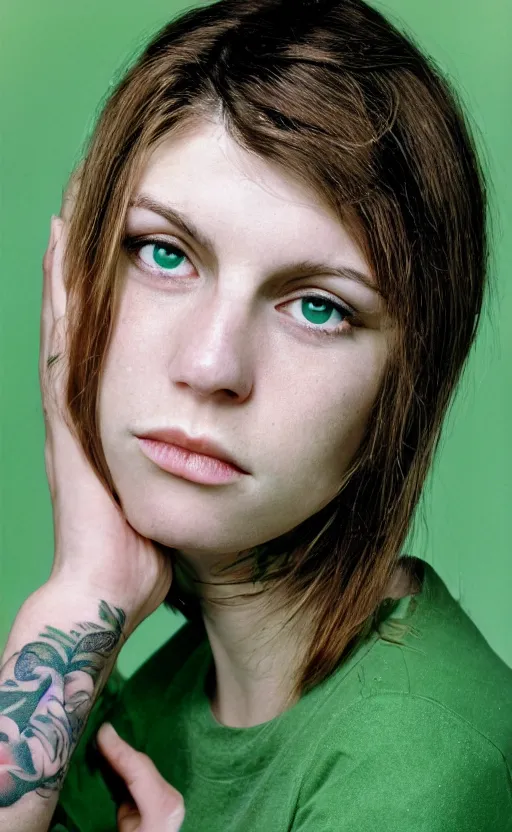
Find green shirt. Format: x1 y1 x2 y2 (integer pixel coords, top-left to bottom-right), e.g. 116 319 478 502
50 558 512 831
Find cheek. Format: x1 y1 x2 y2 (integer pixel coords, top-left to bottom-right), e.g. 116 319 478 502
97 344 130 449
97 297 162 440
264 346 386 486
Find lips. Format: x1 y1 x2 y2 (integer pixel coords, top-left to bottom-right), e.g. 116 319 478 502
135 427 248 473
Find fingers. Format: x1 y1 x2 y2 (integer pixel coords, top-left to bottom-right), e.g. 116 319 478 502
40 216 57 391
40 215 63 368
40 217 62 496
41 158 81 388
39 164 83 499
60 161 84 222
117 801 141 832
50 216 67 322
41 218 68 420
96 723 186 832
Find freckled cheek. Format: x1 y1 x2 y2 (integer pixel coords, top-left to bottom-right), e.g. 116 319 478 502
269 365 381 480
111 318 174 398
98 323 158 429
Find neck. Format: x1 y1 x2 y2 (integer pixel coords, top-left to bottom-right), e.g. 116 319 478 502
173 553 418 729
201 584 307 728
173 550 307 727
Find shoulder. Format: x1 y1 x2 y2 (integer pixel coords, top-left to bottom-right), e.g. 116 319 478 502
292 559 512 831
318 690 512 769
359 559 512 756
293 693 512 831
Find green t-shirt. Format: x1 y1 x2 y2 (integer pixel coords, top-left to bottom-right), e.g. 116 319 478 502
50 558 512 831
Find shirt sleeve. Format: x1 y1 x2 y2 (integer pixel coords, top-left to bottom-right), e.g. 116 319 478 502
291 694 512 832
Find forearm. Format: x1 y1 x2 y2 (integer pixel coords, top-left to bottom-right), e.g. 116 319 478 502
0 582 132 832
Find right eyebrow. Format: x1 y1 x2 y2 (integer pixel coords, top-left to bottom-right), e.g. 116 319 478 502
128 195 216 253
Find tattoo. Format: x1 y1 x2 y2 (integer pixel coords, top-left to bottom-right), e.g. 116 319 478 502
0 600 126 807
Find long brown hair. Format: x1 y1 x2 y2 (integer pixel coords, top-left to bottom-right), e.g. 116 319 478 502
60 0 490 698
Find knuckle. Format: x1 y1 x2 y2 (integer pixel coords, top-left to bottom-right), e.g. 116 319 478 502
163 789 185 821
169 791 184 809
167 805 186 830
111 743 136 776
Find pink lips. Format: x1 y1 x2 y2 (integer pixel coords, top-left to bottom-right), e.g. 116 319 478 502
135 427 248 485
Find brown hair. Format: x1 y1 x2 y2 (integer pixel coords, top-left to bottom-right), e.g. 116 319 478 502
60 0 490 698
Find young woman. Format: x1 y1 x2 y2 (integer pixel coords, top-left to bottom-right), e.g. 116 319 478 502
1 0 511 829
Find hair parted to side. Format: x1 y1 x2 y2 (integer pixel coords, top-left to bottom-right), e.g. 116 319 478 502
60 0 489 698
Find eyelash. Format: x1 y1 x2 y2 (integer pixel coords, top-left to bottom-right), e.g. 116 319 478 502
122 235 358 338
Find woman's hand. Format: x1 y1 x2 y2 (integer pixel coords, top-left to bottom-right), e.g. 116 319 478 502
96 723 185 831
40 170 173 631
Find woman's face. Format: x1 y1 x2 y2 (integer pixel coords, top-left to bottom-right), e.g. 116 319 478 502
98 119 393 578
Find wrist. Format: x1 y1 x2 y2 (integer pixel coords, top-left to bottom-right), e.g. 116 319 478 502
41 573 140 639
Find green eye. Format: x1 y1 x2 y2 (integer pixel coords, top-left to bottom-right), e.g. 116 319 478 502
289 296 354 336
151 244 186 270
301 297 340 325
123 236 190 277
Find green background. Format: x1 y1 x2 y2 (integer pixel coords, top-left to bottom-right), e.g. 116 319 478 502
1 0 510 678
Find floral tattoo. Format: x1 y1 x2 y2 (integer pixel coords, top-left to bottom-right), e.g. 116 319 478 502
0 600 125 807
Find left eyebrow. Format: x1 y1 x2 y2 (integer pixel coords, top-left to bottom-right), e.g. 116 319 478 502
128 194 383 299
271 259 384 299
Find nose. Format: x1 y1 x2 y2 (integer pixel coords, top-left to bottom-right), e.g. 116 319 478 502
170 293 254 403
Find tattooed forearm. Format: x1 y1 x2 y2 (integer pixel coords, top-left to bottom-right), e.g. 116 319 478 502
0 600 126 807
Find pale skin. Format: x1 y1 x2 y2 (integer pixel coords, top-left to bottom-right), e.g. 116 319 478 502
1 115 416 832
98 117 411 729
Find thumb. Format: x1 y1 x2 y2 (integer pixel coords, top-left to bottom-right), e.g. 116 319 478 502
117 800 141 832
96 722 185 831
